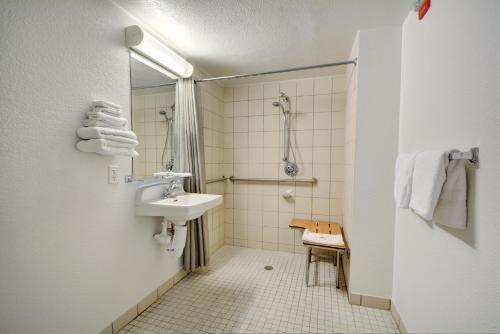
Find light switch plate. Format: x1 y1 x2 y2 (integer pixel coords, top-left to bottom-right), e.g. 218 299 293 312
108 165 120 184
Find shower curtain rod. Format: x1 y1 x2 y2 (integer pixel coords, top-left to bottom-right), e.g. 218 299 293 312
131 58 357 89
132 82 177 90
194 58 357 83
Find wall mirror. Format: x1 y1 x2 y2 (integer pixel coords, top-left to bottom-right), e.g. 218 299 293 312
130 51 177 178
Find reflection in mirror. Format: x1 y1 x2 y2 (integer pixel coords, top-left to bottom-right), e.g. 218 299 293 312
130 51 176 177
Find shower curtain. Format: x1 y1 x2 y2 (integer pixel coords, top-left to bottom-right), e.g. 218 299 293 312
174 78 209 271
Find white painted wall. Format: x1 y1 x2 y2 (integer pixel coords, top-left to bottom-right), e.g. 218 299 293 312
343 31 359 253
393 1 500 332
344 27 401 299
0 1 182 333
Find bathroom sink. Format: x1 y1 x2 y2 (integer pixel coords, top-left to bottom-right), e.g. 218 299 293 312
135 179 223 256
136 193 223 221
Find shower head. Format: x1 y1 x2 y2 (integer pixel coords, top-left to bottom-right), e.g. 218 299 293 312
159 109 173 122
272 101 287 115
272 92 290 115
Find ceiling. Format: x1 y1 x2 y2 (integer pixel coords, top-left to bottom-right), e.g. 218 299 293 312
116 0 412 81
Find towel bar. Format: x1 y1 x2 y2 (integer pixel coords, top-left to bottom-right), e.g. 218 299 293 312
449 147 479 163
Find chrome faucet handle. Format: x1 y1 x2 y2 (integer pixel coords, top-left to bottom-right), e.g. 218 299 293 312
161 178 185 199
170 179 184 196
161 183 174 199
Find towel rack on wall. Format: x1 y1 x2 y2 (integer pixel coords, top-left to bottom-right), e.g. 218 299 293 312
449 147 479 163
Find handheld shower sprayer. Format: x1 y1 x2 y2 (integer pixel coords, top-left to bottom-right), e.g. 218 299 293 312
159 104 175 171
272 92 298 177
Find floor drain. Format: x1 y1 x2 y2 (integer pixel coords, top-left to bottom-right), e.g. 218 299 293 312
264 265 273 270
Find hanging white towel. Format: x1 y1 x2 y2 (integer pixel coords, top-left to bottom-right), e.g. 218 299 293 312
76 139 138 157
409 150 449 221
302 229 344 247
434 157 467 229
91 100 121 110
77 126 137 141
394 152 417 208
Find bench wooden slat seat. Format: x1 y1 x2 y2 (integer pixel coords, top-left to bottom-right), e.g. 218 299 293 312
289 218 347 289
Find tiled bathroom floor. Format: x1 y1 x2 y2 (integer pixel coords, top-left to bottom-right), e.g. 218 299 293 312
120 246 398 333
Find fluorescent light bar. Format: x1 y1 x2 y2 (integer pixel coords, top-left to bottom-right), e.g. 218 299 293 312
125 25 194 78
130 50 178 79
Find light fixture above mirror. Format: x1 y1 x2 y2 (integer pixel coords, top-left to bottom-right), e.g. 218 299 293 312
125 25 193 78
130 51 177 80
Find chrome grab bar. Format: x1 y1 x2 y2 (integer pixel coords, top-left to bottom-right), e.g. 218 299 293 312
229 176 317 184
206 176 228 184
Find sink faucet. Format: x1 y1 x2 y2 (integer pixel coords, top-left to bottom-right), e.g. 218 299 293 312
162 179 184 199
166 158 174 172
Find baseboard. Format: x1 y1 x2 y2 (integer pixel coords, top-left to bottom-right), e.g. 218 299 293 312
348 293 391 310
98 268 188 334
390 301 408 333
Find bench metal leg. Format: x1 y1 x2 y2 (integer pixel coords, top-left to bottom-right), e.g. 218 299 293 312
336 251 341 289
305 247 312 285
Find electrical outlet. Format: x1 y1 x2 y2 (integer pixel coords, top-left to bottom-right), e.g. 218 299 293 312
108 165 120 184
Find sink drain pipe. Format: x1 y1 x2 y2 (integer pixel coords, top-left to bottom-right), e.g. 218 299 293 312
153 218 187 257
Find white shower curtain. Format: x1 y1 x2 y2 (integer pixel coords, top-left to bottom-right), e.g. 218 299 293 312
174 78 209 271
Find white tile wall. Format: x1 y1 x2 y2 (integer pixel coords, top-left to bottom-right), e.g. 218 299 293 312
133 83 227 255
223 76 346 253
199 82 226 255
132 91 175 177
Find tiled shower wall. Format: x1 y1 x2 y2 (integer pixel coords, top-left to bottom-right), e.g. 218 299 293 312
222 75 346 253
132 89 175 177
198 82 225 255
131 84 225 255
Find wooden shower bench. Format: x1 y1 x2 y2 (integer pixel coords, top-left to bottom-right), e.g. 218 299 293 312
289 218 347 289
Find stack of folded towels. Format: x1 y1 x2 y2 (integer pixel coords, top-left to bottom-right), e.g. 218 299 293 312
76 101 139 157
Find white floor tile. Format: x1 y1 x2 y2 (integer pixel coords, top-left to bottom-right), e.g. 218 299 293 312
119 246 398 334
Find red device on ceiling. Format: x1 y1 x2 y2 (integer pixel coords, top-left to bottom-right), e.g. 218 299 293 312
418 0 431 20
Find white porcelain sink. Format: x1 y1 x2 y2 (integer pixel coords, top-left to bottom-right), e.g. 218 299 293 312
136 193 223 221
135 181 223 221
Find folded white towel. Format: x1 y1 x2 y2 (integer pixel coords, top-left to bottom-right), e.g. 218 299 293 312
409 150 449 221
91 100 121 110
86 111 127 126
302 229 344 247
83 119 127 130
394 152 417 208
91 107 122 117
434 157 467 229
84 138 137 149
76 139 138 157
77 126 137 141
77 131 138 145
